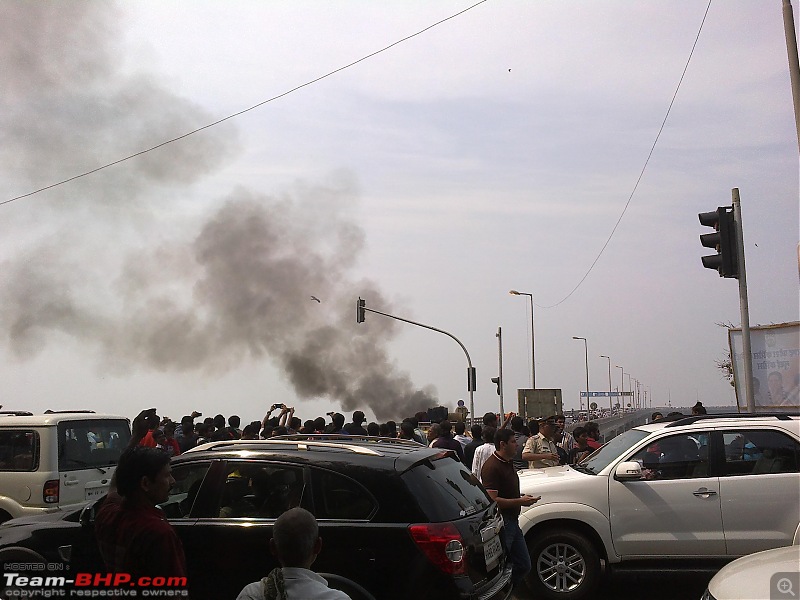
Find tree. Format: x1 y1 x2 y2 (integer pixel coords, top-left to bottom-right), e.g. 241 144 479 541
715 321 735 388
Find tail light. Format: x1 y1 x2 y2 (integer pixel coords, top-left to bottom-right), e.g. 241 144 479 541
43 480 59 504
408 522 466 574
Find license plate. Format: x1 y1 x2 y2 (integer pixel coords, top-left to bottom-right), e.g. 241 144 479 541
484 534 502 569
85 487 107 500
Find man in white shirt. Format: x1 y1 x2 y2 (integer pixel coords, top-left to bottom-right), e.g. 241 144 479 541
521 417 561 469
470 426 497 483
236 508 351 600
453 421 471 449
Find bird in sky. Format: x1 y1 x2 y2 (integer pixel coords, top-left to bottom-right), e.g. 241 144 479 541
310 296 321 303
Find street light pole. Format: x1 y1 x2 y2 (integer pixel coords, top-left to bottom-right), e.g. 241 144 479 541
572 337 589 415
600 355 612 414
509 290 535 389
615 365 624 413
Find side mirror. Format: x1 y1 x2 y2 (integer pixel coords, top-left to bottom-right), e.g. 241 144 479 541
615 461 643 480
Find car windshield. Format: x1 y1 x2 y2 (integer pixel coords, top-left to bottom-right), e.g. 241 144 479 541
579 428 651 474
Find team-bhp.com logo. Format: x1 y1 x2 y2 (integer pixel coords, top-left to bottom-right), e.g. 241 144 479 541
3 572 188 598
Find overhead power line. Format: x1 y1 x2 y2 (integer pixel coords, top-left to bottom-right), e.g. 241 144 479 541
2 0 490 208
538 0 713 309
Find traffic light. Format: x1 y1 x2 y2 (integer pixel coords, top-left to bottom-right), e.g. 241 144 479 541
467 367 477 392
699 206 738 278
491 377 501 395
356 297 366 323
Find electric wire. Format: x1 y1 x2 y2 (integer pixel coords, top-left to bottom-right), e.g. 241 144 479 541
537 0 713 309
1 0 489 208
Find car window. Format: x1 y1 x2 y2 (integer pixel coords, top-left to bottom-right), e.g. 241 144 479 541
721 429 800 476
57 419 131 471
160 462 213 518
629 432 710 480
0 430 39 471
216 463 306 519
401 455 491 522
309 468 376 520
581 428 651 474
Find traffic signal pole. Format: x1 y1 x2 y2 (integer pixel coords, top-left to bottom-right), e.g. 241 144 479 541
356 298 476 422
732 189 756 413
698 190 755 412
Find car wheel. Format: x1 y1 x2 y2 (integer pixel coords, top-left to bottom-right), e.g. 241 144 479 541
525 529 601 600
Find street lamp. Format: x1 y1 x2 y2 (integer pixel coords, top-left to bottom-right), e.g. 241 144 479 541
600 355 612 414
509 290 535 389
615 365 624 413
572 337 588 415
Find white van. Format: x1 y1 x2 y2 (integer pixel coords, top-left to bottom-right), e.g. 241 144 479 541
0 411 131 522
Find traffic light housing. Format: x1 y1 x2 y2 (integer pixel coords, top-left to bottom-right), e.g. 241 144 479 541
356 297 366 323
491 377 501 395
699 206 738 278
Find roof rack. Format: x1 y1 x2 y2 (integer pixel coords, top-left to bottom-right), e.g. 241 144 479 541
193 437 389 456
664 412 799 428
0 411 34 417
272 434 422 447
43 410 97 414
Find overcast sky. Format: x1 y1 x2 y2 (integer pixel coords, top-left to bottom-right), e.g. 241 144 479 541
1 1 797 425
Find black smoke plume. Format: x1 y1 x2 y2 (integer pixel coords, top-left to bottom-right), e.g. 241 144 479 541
0 2 436 420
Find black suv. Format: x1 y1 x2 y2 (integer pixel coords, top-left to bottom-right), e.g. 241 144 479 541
0 436 512 600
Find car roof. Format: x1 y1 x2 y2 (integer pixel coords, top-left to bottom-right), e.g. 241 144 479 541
631 413 799 436
0 413 130 427
179 435 452 472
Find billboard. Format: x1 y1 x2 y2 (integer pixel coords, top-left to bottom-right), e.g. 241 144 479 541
729 322 800 410
517 388 563 420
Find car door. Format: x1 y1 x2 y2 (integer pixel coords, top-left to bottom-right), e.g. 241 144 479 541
176 459 309 600
608 430 726 557
306 465 381 593
158 459 218 598
717 428 800 555
58 419 129 507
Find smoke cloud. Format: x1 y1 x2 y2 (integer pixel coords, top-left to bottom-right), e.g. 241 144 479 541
0 2 436 420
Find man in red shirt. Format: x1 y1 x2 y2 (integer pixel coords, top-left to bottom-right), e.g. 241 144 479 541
481 428 540 589
584 421 602 450
95 446 187 579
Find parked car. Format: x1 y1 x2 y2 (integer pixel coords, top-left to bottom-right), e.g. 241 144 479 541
701 540 800 600
0 435 512 600
0 411 131 523
516 413 800 600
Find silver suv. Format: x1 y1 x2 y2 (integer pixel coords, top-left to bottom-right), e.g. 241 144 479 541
0 411 131 522
516 413 800 600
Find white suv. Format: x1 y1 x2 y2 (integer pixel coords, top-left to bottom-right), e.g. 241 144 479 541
517 413 800 600
0 411 131 523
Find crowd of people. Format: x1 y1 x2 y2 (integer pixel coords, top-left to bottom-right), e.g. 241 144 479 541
127 405 606 476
